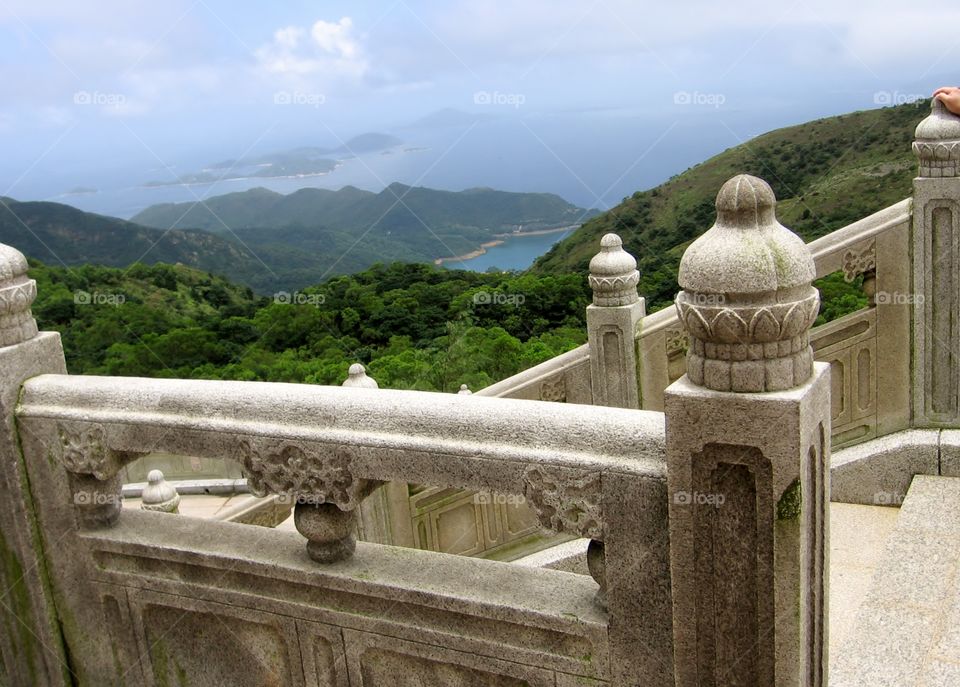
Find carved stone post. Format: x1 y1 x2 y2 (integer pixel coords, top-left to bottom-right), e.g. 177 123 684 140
0 243 71 685
342 362 378 388
665 176 830 686
587 233 645 408
141 469 181 514
912 98 960 425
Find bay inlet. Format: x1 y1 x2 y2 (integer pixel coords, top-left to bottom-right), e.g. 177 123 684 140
437 226 578 272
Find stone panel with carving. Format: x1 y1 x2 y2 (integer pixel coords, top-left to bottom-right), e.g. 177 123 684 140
539 374 566 402
841 240 877 282
233 438 381 509
523 466 602 540
57 422 145 480
135 596 306 687
345 630 557 686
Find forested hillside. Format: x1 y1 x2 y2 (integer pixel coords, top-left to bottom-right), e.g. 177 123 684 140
534 101 925 309
30 260 589 391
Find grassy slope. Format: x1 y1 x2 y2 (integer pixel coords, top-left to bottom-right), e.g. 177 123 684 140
532 102 925 309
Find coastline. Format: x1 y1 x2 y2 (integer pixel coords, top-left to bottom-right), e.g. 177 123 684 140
434 240 505 265
434 224 579 265
493 224 580 238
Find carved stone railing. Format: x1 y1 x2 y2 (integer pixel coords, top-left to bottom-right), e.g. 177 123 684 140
643 198 912 450
14 374 671 685
478 198 911 451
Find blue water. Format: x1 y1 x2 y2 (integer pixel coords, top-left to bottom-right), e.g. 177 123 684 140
445 229 576 272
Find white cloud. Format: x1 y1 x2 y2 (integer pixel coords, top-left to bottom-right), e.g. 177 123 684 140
311 17 359 60
255 17 368 80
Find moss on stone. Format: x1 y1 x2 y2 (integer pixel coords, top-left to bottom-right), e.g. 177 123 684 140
776 479 802 521
13 426 75 685
0 528 37 684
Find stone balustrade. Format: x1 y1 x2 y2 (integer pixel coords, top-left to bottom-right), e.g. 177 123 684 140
11 369 672 684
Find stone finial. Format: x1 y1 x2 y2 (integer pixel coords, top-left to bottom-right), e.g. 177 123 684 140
341 363 378 389
588 233 640 306
140 470 180 514
674 174 819 392
0 242 39 347
457 384 472 395
914 98 960 178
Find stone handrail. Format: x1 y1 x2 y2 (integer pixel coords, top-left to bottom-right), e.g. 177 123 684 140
18 374 665 488
474 341 591 401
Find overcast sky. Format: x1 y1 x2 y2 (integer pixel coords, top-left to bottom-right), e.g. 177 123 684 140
1 0 957 204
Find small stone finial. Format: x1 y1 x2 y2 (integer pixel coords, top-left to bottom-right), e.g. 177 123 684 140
457 384 472 395
341 363 378 389
674 175 819 393
588 233 640 306
0 243 39 347
913 98 960 178
140 470 180 514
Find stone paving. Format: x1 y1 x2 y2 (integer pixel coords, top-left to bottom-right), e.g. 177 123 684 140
831 476 960 686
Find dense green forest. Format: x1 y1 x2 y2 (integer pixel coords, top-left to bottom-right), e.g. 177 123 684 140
29 257 865 391
30 260 589 391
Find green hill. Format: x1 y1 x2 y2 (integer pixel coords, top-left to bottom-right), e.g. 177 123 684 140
0 197 269 277
1 183 595 295
132 183 596 260
533 101 925 309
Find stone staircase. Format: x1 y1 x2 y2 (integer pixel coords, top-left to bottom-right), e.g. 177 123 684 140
831 475 960 685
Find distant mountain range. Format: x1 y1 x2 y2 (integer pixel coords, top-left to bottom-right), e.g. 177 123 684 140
2 184 595 294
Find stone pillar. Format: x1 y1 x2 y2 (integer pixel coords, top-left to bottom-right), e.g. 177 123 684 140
665 176 830 687
586 233 645 408
0 243 71 685
912 98 960 425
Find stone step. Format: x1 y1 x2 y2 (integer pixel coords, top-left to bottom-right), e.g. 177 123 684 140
831 475 960 686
